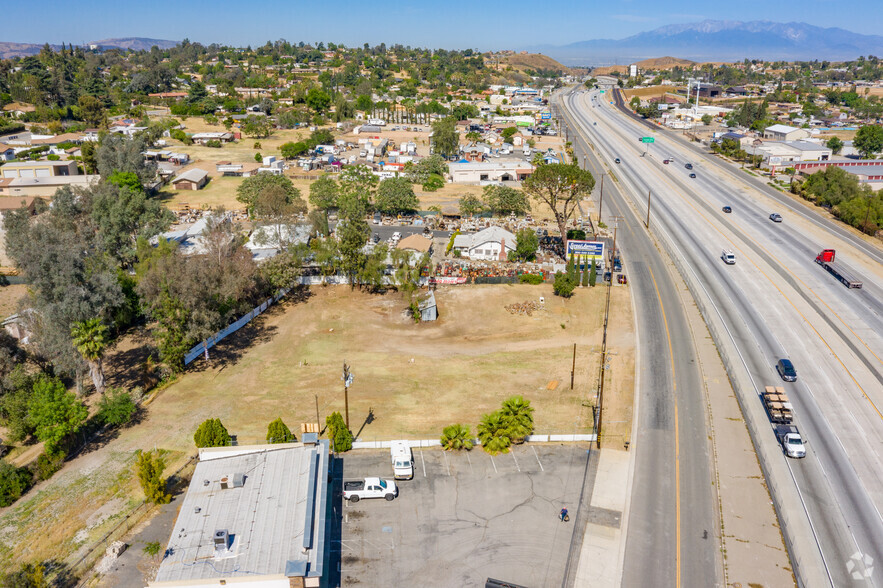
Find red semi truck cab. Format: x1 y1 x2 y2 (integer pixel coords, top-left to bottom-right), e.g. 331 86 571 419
816 249 836 263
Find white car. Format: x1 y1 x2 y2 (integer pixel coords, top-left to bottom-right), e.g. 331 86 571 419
721 250 736 265
769 213 783 223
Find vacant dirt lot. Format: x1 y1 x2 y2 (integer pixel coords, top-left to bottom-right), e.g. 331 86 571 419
0 283 635 576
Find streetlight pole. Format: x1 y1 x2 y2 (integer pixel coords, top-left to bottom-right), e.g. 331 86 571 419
597 173 604 224
342 361 353 429
646 190 652 229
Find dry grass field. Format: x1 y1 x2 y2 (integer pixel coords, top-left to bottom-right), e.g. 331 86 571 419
0 283 635 574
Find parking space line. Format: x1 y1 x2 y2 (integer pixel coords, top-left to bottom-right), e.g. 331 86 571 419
490 455 498 473
511 450 521 472
532 446 545 471
420 449 426 478
443 449 451 476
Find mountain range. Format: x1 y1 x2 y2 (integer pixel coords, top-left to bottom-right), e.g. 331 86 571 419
534 20 883 65
0 37 178 59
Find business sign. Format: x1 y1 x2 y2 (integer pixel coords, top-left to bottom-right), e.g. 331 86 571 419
566 240 604 257
600 90 605 94
430 276 467 285
541 112 552 120
641 137 655 143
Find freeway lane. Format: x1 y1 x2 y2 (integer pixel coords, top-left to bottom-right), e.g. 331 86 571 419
569 87 883 586
552 95 722 586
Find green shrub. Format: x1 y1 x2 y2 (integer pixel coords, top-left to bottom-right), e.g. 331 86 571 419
566 229 586 240
32 451 65 481
553 272 576 298
194 418 231 448
477 411 511 455
440 424 473 451
136 450 171 504
422 174 445 192
97 388 137 426
325 412 352 452
446 231 460 254
205 139 222 148
518 273 544 285
0 461 32 507
266 418 296 444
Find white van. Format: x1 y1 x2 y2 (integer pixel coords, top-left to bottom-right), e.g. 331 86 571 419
390 440 413 480
721 250 736 265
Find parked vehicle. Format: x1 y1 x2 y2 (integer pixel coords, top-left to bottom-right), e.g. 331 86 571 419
775 425 806 459
769 213 783 223
373 212 382 224
722 206 732 213
762 386 794 424
372 233 380 244
390 441 414 480
815 249 863 289
721 250 736 265
776 359 798 382
343 477 398 502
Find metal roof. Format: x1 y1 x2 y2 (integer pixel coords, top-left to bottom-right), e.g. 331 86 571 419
151 442 330 585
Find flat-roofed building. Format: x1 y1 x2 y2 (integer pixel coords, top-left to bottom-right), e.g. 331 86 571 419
150 440 331 588
1 160 79 178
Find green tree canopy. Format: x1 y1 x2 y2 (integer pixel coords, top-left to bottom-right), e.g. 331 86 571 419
136 449 171 504
511 228 539 262
523 163 595 244
375 177 419 214
431 116 459 159
28 376 88 455
194 418 231 448
854 124 883 159
266 417 295 444
237 173 304 215
482 185 531 216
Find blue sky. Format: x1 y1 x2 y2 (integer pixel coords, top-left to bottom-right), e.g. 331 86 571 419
3 0 881 49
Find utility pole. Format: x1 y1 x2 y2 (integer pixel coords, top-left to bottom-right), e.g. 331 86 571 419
342 362 353 429
597 174 605 224
315 394 321 436
646 190 652 229
571 343 577 390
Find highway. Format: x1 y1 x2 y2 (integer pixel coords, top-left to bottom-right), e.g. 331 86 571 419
556 86 883 586
552 93 723 586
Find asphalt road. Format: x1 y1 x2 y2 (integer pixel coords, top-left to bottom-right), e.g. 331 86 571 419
553 93 722 587
564 87 883 586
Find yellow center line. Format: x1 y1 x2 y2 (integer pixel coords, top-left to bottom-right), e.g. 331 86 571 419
647 264 681 588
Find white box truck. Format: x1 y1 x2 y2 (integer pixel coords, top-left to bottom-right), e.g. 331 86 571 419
390 440 413 480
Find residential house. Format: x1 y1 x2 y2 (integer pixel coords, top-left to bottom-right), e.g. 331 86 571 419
170 168 209 190
452 226 516 260
191 132 234 145
763 124 811 142
396 234 433 261
1 102 36 118
448 160 534 183
1 160 79 178
0 147 14 161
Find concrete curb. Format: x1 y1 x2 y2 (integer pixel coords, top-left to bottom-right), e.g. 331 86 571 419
350 434 597 450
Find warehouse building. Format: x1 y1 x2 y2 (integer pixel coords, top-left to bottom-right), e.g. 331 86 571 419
150 439 331 588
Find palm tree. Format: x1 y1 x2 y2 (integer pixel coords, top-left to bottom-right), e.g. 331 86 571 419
440 424 473 451
71 318 109 394
500 396 534 444
477 411 511 455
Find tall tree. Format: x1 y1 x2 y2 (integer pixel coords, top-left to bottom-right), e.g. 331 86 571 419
375 177 419 214
854 124 883 159
522 163 595 246
70 318 109 394
431 116 459 159
28 376 88 455
96 134 157 186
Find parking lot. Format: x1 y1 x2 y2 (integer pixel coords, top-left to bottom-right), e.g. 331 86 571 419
331 444 596 588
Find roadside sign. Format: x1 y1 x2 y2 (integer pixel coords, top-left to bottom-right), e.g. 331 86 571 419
600 90 605 94
641 137 655 143
541 112 552 120
566 240 604 257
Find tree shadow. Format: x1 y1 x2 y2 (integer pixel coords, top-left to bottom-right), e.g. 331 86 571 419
104 328 159 391
186 287 313 374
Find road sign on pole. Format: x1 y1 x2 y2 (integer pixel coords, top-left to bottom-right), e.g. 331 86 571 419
641 137 655 143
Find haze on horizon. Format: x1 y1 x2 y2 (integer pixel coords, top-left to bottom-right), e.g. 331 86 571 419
3 0 883 50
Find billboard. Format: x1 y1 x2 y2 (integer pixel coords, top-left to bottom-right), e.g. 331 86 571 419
541 112 552 120
566 240 604 256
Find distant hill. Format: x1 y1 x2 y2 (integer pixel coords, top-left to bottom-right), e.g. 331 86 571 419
0 37 178 58
495 52 571 74
88 38 179 51
532 20 883 65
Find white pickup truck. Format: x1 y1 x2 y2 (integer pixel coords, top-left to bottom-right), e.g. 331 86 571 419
343 477 398 502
